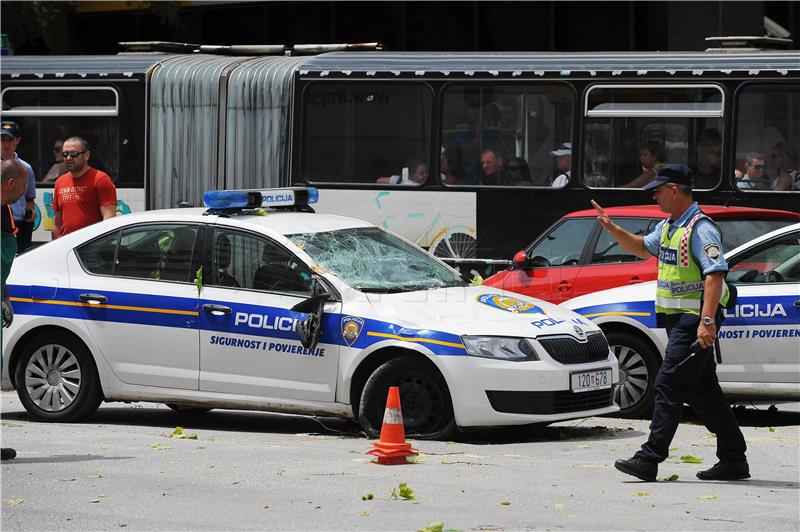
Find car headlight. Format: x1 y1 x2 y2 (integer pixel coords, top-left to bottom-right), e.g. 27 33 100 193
461 336 540 362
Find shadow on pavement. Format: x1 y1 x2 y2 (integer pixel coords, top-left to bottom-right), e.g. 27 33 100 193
2 454 132 465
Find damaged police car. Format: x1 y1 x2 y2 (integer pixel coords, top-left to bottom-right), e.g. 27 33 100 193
2 188 619 439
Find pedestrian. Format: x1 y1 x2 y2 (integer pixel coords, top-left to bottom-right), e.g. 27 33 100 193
0 121 36 252
592 164 749 482
1 159 30 461
52 136 117 238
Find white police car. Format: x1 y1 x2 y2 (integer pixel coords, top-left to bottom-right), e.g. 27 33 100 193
2 188 619 439
563 222 800 418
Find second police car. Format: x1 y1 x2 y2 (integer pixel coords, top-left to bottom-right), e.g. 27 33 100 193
563 222 800 418
2 188 619 439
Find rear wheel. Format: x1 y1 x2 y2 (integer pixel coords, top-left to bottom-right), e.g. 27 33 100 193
358 356 456 440
605 331 661 419
15 331 103 422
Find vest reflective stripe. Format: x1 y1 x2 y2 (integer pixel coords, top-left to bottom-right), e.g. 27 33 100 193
655 212 729 316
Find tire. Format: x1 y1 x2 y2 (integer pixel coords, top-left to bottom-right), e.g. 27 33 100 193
605 331 661 419
165 403 213 413
14 331 103 422
358 356 456 440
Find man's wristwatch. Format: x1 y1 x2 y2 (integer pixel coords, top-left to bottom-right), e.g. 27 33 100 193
700 316 715 325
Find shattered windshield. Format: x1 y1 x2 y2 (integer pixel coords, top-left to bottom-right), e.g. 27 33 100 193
288 227 466 292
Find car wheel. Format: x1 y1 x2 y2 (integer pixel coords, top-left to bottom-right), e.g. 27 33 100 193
14 331 103 422
358 356 456 440
165 403 213 413
605 331 660 419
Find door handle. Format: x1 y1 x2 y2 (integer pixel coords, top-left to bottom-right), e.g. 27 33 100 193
203 304 232 316
794 300 800 309
558 282 572 291
628 276 643 285
79 293 107 305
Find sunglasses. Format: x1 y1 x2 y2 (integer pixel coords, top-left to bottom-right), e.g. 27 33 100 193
749 164 765 169
62 150 87 158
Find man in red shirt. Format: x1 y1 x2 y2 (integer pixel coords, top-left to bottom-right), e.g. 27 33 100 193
52 136 117 237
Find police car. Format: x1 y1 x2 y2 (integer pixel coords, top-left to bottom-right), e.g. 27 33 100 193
563 222 800 418
2 188 619 439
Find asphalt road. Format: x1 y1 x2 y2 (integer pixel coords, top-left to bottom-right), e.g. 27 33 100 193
2 392 798 531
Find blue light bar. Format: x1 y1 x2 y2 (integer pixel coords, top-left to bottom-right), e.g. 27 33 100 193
203 188 319 210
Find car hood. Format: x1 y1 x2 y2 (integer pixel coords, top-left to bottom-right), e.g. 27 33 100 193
344 285 600 339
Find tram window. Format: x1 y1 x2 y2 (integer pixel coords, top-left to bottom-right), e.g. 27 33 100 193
0 87 120 185
583 85 724 190
441 84 573 187
734 84 800 193
300 82 432 185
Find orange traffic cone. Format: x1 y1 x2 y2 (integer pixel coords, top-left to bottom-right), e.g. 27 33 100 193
366 386 419 465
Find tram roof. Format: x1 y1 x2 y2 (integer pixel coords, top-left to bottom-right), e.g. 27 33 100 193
0 54 175 77
299 51 800 75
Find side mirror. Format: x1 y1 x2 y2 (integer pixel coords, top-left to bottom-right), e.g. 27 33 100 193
511 250 529 269
291 277 332 350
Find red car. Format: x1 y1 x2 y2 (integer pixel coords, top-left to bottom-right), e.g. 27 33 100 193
484 205 800 303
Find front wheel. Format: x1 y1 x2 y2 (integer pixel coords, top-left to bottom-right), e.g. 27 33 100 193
15 331 103 422
605 331 661 419
358 356 456 440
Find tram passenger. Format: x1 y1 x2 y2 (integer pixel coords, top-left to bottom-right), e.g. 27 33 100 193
691 129 722 189
737 152 772 191
479 148 512 186
770 142 800 191
43 139 68 183
623 141 665 188
585 154 610 187
506 157 532 186
550 142 572 188
376 159 429 185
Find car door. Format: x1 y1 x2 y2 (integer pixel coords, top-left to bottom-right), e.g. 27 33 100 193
720 229 800 384
498 218 595 303
198 226 341 403
71 223 202 389
571 218 659 299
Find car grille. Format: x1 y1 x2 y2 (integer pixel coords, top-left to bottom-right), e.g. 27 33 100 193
538 332 610 364
486 389 614 415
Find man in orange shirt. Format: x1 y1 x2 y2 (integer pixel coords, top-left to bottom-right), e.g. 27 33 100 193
52 136 117 237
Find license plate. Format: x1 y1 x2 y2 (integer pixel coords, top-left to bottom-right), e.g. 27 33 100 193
570 368 612 393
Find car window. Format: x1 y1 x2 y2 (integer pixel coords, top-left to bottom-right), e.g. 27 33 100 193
76 230 120 276
716 219 799 252
528 218 595 267
212 228 313 295
727 231 800 284
113 224 199 282
590 218 651 264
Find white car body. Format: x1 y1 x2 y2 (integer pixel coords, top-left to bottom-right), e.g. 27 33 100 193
2 201 619 434
563 222 800 402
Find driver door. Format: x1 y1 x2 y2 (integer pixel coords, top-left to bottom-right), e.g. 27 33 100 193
198 226 341 402
720 229 800 384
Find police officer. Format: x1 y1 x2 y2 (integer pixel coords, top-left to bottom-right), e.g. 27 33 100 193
592 164 749 482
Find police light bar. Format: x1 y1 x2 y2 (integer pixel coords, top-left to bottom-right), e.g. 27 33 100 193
203 187 319 210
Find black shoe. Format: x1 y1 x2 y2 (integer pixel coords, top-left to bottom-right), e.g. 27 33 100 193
1 448 16 461
696 461 750 480
615 456 657 481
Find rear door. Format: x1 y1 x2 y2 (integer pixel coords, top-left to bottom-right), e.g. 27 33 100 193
198 226 341 402
720 229 800 384
71 223 202 389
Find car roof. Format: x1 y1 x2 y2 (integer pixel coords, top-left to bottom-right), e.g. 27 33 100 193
564 204 800 220
118 207 373 235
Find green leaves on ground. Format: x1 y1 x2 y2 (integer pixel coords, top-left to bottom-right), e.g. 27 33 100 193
500 500 511 505
659 474 679 481
417 522 461 532
698 495 717 500
6 499 24 505
632 491 651 497
679 454 702 463
169 426 198 440
361 493 374 501
150 443 170 450
391 482 416 500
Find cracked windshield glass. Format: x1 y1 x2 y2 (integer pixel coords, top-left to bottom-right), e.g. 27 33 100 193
289 227 466 293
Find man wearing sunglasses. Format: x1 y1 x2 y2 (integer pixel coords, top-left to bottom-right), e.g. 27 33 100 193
737 153 773 191
52 136 116 238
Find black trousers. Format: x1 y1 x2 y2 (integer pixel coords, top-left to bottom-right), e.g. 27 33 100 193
635 312 747 463
14 219 33 253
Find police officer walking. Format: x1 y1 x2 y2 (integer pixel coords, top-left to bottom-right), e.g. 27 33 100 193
592 164 749 482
